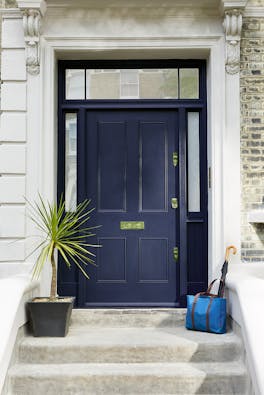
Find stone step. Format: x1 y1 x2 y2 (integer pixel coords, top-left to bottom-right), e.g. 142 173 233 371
8 361 248 395
70 308 186 328
19 326 242 364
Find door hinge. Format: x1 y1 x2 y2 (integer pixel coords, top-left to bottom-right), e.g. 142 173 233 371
173 247 179 262
173 152 178 167
208 166 212 189
171 197 178 209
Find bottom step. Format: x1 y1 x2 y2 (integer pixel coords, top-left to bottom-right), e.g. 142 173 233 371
8 362 247 395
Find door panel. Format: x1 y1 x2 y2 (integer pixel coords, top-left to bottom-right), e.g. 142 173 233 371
80 109 179 306
139 238 168 282
96 238 127 283
140 122 168 211
98 122 127 212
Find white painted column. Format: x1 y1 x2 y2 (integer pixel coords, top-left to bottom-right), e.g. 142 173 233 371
224 72 241 259
222 4 245 262
16 0 48 294
207 38 226 278
0 9 27 262
0 2 48 289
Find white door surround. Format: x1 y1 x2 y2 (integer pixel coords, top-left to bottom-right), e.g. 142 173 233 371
1 0 247 294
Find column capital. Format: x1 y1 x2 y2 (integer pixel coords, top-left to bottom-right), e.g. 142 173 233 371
223 7 244 74
17 0 47 75
17 0 47 15
220 0 248 14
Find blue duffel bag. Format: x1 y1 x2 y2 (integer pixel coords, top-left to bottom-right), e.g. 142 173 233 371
185 280 226 334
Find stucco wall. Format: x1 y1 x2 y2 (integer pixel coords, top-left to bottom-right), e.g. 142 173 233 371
0 1 263 265
240 12 264 262
0 1 17 101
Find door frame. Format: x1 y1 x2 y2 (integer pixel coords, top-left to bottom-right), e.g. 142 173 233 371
57 59 208 307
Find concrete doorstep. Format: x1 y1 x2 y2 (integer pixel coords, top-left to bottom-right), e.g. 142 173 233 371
5 309 249 395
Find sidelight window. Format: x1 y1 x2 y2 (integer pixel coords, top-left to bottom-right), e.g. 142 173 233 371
65 113 77 211
187 112 201 212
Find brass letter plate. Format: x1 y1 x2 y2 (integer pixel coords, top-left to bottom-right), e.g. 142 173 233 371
120 221 145 230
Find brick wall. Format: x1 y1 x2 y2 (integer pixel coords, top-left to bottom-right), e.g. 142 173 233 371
240 11 264 262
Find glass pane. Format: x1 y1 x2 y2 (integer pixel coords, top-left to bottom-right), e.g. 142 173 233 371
179 68 199 99
87 70 120 99
65 113 77 211
121 69 138 84
66 69 85 99
187 112 200 212
85 69 178 99
120 70 139 98
140 69 178 99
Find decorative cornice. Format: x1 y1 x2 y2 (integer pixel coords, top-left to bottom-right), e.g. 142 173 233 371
223 8 243 74
17 0 47 75
220 0 247 14
17 0 47 15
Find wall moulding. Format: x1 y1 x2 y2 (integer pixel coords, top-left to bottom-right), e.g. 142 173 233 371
46 0 220 9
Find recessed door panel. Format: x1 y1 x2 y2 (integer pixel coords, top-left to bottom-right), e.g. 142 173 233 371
98 122 127 212
96 238 127 283
139 238 168 283
140 122 168 212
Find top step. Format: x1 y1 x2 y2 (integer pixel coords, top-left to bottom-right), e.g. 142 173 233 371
71 308 186 328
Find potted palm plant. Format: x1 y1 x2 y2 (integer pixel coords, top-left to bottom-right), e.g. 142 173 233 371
27 195 99 337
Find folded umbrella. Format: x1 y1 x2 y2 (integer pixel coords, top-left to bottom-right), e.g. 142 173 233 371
218 245 237 297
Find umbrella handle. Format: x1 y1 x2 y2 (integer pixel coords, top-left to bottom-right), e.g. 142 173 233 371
225 245 237 261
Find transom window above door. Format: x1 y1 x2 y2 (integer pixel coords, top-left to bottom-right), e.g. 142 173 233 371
65 68 199 100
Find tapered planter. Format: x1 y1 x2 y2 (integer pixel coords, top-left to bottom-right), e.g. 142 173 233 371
28 297 75 337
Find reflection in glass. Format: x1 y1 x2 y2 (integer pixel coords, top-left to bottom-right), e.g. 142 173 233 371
87 69 120 99
83 69 179 99
65 113 77 211
187 112 200 212
65 68 199 100
66 69 85 100
120 70 139 98
179 69 199 99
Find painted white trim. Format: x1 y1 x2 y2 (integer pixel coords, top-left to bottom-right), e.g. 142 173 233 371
223 73 241 257
0 9 22 18
46 0 220 9
1 3 243 291
38 35 232 288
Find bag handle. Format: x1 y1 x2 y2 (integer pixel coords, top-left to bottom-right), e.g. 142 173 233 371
206 279 219 294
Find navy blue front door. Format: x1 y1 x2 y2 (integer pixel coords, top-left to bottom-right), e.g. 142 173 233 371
58 60 208 308
80 109 179 307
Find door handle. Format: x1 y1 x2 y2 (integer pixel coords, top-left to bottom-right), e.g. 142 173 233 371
173 152 178 167
171 198 178 209
173 247 179 261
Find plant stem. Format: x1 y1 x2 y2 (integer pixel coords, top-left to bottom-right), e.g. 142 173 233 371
50 247 57 301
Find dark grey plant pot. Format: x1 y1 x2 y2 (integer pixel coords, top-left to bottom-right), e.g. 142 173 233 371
28 297 75 337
